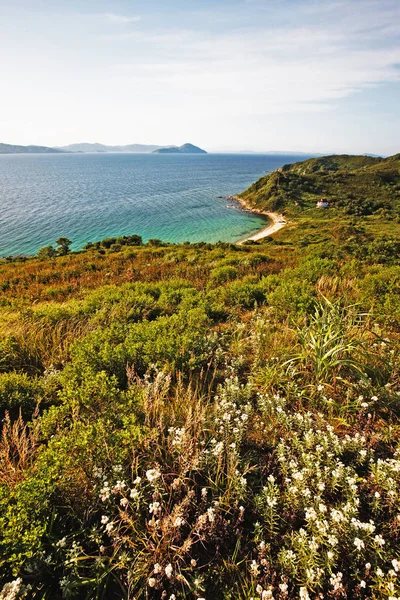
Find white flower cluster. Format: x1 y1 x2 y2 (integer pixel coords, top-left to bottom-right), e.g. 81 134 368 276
0 579 31 600
254 391 400 596
203 377 252 466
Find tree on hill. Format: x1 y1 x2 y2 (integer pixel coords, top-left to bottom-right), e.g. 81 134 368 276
37 245 57 260
56 237 72 255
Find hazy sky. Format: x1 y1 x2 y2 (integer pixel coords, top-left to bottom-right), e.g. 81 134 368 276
1 0 399 153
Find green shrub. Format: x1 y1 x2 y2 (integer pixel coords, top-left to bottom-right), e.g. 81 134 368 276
209 265 239 285
0 372 43 419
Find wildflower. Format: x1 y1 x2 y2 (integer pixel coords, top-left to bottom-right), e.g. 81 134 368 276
149 502 161 515
101 515 109 524
120 498 129 508
56 537 67 548
112 480 126 494
154 563 162 574
191 559 197 567
148 578 156 588
212 441 224 456
309 539 319 552
256 585 263 594
105 522 114 534
374 534 385 546
146 469 161 483
279 583 288 593
374 491 381 498
354 538 365 551
170 596 176 600
360 580 366 588
207 507 215 523
299 587 310 600
173 516 184 527
250 560 260 576
100 545 105 553
201 487 208 498
0 578 27 600
134 476 141 485
165 564 173 579
262 591 273 600
130 488 139 500
99 484 111 502
329 572 343 591
392 559 400 572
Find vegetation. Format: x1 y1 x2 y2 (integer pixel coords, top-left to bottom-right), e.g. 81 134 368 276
239 153 400 217
1 154 400 599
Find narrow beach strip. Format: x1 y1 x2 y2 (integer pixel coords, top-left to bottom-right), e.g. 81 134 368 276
229 196 288 244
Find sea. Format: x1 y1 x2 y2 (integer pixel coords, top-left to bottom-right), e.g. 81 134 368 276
0 153 311 256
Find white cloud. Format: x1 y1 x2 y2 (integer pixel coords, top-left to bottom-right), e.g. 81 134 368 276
103 0 400 119
101 13 141 24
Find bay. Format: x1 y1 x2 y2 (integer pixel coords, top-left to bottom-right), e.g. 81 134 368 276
0 153 311 256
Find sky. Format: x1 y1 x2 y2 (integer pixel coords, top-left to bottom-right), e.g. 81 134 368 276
0 0 399 154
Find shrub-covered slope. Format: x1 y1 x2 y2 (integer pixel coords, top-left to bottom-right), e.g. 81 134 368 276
239 153 400 217
1 158 400 599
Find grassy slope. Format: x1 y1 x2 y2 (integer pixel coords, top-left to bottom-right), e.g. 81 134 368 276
0 156 400 598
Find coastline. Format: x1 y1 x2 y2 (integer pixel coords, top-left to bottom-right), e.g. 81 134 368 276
229 196 287 243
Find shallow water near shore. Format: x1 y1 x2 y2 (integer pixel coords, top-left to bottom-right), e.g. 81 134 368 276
0 153 311 255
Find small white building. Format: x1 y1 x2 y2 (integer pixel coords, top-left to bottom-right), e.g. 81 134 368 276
316 199 330 208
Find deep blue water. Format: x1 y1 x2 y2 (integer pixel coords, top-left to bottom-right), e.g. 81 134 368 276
0 153 310 256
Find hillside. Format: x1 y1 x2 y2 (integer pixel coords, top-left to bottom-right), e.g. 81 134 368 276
239 153 400 216
153 143 207 154
0 143 66 154
1 157 400 598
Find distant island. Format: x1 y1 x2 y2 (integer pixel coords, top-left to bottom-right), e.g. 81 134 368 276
0 143 66 154
153 143 207 154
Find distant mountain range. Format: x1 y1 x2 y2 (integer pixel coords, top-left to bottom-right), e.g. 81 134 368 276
153 143 207 154
57 143 162 153
0 141 207 155
0 143 65 154
0 142 383 157
57 142 207 154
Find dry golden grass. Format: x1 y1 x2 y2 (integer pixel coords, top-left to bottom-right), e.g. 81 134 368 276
0 411 38 486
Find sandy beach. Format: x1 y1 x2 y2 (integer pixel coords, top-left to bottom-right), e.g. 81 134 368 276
230 196 287 243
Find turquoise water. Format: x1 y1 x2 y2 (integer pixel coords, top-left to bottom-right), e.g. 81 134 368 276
0 153 310 256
